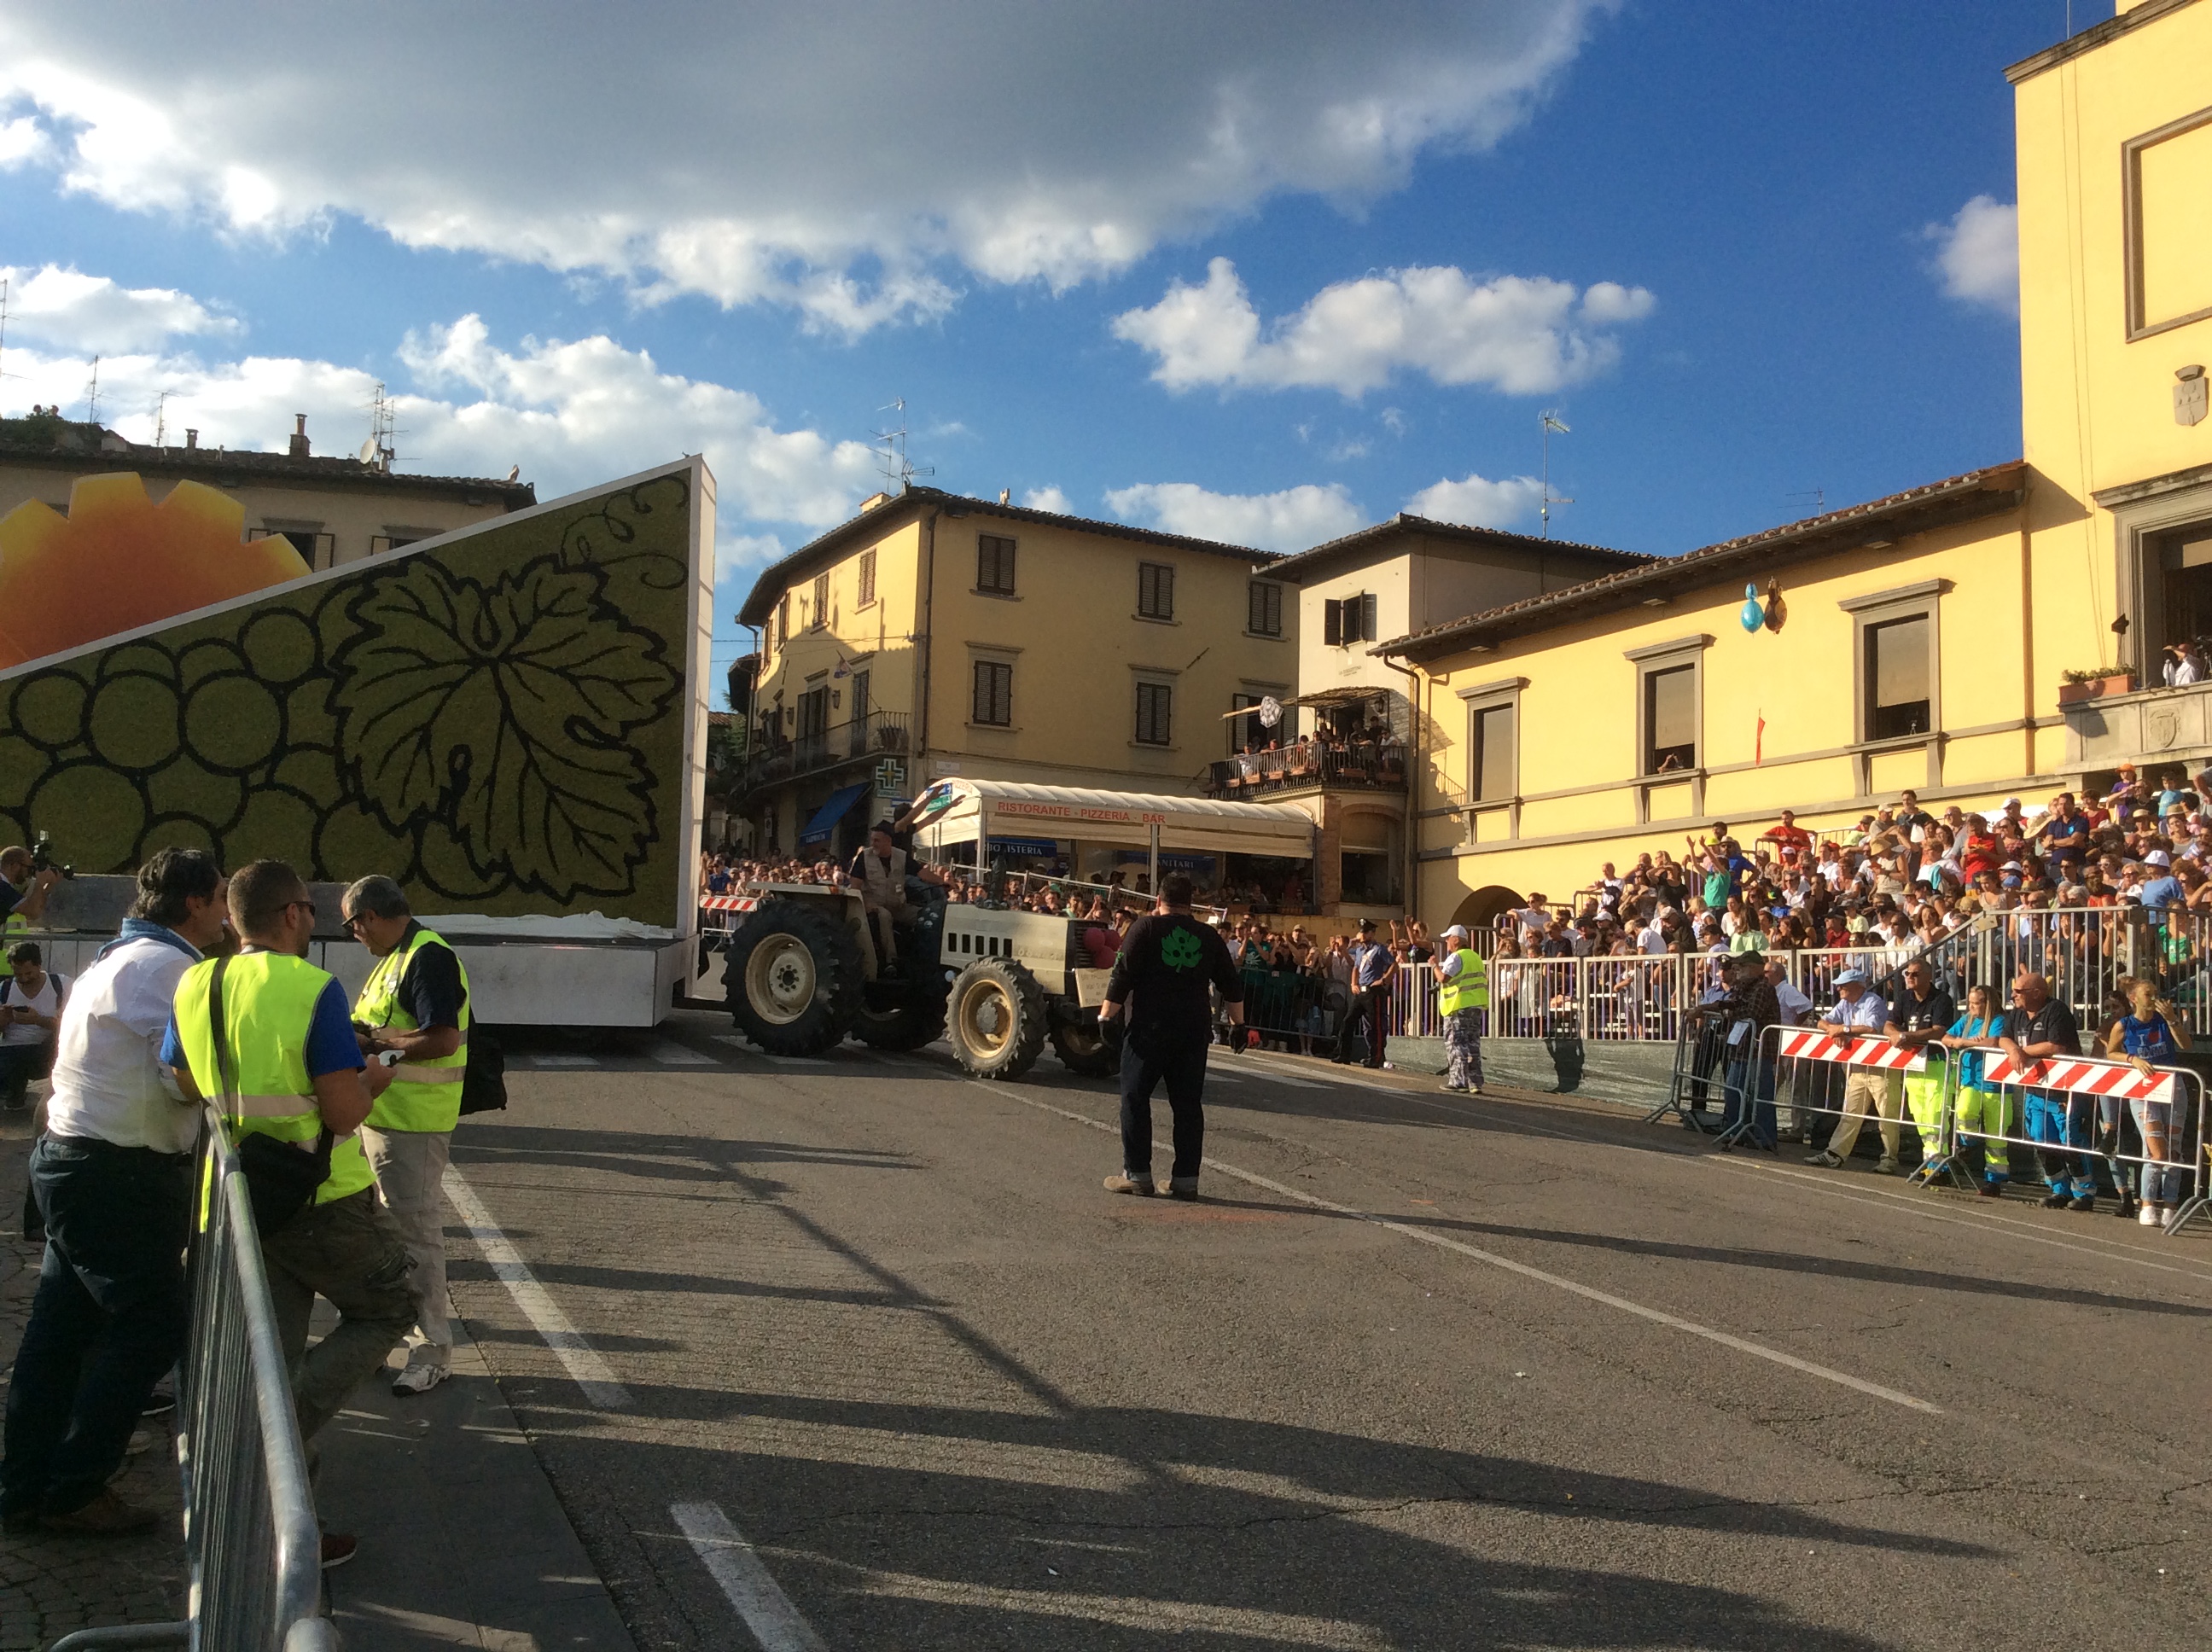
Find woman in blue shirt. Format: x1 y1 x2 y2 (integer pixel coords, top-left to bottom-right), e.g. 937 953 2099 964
1939 985 2011 1193
2104 979 2193 1227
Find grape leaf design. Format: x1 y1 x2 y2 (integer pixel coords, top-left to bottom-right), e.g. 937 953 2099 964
333 557 677 899
1160 926 1202 971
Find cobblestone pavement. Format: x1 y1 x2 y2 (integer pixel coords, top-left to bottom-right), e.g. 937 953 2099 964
0 1105 186 1652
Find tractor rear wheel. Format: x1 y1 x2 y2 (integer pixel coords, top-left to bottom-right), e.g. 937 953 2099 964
725 899 861 1056
1049 1015 1118 1077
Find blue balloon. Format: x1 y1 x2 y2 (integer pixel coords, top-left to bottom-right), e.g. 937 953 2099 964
1739 583 1765 633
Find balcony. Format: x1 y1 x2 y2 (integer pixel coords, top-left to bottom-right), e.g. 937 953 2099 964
1204 742 1406 800
735 711 910 800
2061 676 2212 772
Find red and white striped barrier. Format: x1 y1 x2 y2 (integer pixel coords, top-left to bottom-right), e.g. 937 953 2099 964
1774 1027 1930 1073
1978 1052 2175 1102
700 895 760 914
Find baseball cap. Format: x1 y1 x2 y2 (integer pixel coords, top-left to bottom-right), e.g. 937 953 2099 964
2148 849 2172 866
1441 924 1470 941
1834 968 1870 986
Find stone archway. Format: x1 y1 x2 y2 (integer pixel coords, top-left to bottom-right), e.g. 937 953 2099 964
1451 884 1522 932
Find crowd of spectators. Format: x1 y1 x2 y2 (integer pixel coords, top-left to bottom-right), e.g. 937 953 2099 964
1489 764 2212 972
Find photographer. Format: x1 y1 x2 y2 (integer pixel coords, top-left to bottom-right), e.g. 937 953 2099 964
0 845 63 934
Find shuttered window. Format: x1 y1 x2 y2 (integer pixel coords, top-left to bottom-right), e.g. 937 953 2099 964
811 572 829 628
1138 561 1175 620
1866 614 1932 739
977 534 1016 594
972 660 1013 725
1135 681 1173 745
1324 592 1377 645
1472 703 1516 802
857 549 876 607
1248 580 1283 636
1643 663 1697 773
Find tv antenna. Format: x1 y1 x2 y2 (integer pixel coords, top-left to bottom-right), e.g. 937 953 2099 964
364 381 398 470
870 398 932 493
84 356 102 426
153 389 171 447
1539 410 1574 538
1787 486 1827 516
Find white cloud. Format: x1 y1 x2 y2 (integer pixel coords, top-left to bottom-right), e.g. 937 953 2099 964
1021 486 1072 515
0 311 877 596
1405 472 1544 528
1104 480 1363 553
1113 258 1654 398
0 3 1610 333
1927 195 2018 317
0 263 240 353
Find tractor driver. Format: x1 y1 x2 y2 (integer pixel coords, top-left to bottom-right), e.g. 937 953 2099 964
846 821 946 969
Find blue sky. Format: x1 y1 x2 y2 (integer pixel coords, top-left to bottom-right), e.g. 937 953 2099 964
0 3 2061 702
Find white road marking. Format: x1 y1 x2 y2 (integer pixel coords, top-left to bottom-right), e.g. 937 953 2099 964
1210 1062 1324 1090
527 1053 602 1067
712 1034 833 1066
440 1166 634 1411
671 1501 829 1652
981 1084 1943 1415
712 1033 753 1047
649 1042 717 1066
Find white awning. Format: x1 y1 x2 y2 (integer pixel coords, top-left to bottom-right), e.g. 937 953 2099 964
909 778 1314 860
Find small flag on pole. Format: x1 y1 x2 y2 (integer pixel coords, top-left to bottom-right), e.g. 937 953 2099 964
1755 712 1766 766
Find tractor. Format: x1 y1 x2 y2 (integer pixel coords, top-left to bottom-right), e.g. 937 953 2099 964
722 879 1118 1079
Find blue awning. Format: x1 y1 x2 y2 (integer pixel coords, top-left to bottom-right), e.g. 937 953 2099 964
797 782 872 846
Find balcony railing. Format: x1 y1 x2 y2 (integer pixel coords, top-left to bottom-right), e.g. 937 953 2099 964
1205 742 1405 800
735 711 910 798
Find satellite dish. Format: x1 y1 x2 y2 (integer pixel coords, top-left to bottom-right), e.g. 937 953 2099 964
1258 695 1283 729
357 437 379 464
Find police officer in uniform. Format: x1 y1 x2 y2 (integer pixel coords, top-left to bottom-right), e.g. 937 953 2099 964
165 860 412 1566
1432 923 1489 1094
342 875 470 1397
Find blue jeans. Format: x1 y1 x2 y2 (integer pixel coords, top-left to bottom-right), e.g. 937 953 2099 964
1121 1037 1208 1186
2025 1090 2097 1197
2 1135 192 1518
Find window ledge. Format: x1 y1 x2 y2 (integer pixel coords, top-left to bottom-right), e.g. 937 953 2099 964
1134 613 1179 625
1129 741 1178 752
966 721 1021 732
971 588 1022 601
1243 630 1286 641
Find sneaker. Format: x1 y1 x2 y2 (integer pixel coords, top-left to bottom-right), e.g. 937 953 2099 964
392 1362 450 1397
1441 1083 1469 1093
2069 1194 2098 1213
1978 1179 2007 1197
1806 1149 1842 1168
1164 1180 1199 1202
40 1489 160 1536
2040 1190 2072 1208
1874 1158 1899 1175
1467 1085 1483 1096
2115 1198 2139 1221
2140 1204 2163 1227
320 1533 358 1569
1103 1173 1157 1197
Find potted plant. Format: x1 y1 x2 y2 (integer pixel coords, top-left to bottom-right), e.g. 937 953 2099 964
2058 666 2135 704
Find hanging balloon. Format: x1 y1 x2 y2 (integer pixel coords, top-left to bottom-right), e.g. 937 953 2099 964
1739 583 1765 633
1762 579 1786 632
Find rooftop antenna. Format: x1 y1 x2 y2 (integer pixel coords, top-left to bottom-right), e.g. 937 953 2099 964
870 397 932 493
153 389 171 448
366 381 398 470
0 276 9 386
1787 486 1826 516
1539 410 1574 538
83 355 101 426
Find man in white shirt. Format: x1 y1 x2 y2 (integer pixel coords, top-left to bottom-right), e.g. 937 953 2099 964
1 850 228 1536
1806 968 1901 1173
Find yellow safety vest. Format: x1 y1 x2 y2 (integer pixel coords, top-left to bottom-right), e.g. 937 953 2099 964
173 951 376 1205
1437 947 1490 1015
358 926 470 1135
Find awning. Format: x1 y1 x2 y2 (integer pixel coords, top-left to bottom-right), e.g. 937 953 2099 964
797 781 871 846
910 778 1313 861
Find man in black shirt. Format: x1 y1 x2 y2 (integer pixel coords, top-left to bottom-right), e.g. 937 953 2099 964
1999 971 2093 1210
1883 959 1955 1179
1099 875 1243 1201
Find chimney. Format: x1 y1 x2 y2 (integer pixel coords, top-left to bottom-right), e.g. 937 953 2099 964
288 414 310 459
184 428 200 450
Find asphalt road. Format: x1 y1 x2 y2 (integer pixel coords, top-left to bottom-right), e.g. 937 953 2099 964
439 1011 2212 1650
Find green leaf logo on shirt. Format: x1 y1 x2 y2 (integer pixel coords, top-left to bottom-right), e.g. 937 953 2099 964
1160 927 1202 971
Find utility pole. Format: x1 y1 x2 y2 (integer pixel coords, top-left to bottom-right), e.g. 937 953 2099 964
1539 411 1574 538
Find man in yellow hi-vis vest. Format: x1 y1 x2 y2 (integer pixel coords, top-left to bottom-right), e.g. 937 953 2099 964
341 875 469 1398
1432 923 1489 1095
164 861 414 1511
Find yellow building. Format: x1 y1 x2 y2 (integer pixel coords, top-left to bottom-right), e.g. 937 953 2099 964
732 486 1298 880
1379 0 2212 929
0 410 534 568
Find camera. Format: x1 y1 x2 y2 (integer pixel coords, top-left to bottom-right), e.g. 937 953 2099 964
28 833 73 881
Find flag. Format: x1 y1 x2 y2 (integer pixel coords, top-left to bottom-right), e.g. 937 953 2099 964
1755 712 1765 766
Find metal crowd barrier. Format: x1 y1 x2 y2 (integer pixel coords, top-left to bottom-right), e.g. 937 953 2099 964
51 1108 335 1651
1964 1050 2207 1234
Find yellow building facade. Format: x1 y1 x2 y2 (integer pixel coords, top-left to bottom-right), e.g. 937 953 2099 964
733 487 1297 870
1385 0 2212 928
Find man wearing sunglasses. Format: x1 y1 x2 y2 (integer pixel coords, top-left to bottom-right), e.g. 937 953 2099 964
341 875 470 1397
